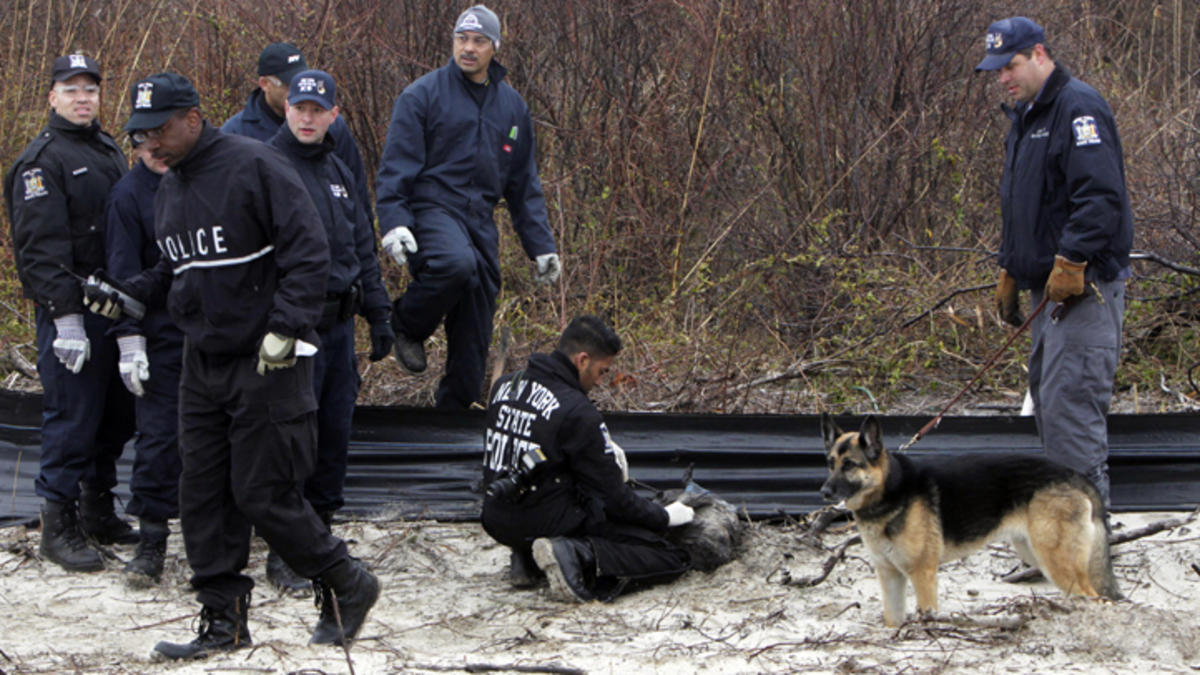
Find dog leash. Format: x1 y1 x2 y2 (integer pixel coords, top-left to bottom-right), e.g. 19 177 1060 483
897 294 1051 452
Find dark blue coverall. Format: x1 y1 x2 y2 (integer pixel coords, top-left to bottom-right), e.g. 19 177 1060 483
376 58 557 408
105 159 184 523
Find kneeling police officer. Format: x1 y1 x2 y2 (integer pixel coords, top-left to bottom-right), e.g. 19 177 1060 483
481 315 693 602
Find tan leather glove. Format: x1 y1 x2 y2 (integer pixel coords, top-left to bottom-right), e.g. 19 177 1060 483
994 269 1023 327
1045 255 1086 303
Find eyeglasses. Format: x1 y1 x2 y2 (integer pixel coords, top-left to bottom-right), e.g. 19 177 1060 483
54 84 99 96
130 116 178 144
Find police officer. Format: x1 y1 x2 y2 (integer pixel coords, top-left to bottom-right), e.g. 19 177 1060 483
377 4 561 409
262 69 394 592
222 42 372 220
481 315 693 602
115 72 378 657
3 53 136 573
977 18 1132 506
103 137 182 585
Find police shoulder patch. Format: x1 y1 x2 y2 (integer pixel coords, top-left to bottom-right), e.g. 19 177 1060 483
21 168 49 200
1072 116 1102 146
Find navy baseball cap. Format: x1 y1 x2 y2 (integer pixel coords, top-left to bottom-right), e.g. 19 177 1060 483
287 69 336 109
52 53 101 82
258 42 308 84
976 17 1045 71
123 72 200 131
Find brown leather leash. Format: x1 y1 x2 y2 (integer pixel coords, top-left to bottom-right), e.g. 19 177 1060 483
897 294 1051 452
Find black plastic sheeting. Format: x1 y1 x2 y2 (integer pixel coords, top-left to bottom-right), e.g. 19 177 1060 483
2 387 1199 526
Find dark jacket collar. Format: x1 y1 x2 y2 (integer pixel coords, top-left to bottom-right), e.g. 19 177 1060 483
270 121 335 161
242 88 284 126
132 159 163 188
528 350 584 394
446 57 509 88
172 122 220 179
48 111 101 138
1002 64 1072 120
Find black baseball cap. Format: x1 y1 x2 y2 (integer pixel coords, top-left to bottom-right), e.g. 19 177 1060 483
287 69 336 109
258 42 308 84
123 72 200 132
975 17 1046 71
52 54 101 82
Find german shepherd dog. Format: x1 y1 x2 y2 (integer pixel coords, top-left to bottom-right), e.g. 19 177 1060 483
820 414 1121 626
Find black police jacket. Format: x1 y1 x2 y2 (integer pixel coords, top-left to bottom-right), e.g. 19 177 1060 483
267 124 389 323
4 112 126 317
481 351 669 536
998 65 1133 288
127 123 329 356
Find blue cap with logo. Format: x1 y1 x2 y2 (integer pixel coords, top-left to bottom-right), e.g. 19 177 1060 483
975 17 1045 71
123 72 200 132
287 69 336 110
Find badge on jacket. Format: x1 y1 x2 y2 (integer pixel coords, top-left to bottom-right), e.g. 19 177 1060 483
22 168 49 200
1072 116 1102 146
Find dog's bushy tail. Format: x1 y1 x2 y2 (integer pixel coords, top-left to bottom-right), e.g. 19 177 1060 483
1088 494 1123 601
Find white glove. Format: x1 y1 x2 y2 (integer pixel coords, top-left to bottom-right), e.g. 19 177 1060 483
85 276 122 320
609 439 629 483
256 332 296 375
382 226 418 267
52 314 91 374
664 501 695 527
534 253 561 284
116 334 150 397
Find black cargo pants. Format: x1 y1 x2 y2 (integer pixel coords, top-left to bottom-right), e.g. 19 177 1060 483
177 344 348 611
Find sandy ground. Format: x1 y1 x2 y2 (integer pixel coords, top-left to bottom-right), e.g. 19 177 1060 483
1 508 1198 675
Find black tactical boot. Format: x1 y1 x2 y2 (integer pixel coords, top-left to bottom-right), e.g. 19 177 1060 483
78 487 139 545
39 499 103 572
267 548 312 596
391 331 427 374
123 518 169 587
532 537 596 602
508 547 545 588
310 558 380 646
152 594 252 660
317 510 335 533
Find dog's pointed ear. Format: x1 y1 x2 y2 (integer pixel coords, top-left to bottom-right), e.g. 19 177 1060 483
821 413 842 454
859 415 885 461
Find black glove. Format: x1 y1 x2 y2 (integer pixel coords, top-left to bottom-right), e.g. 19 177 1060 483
369 320 395 362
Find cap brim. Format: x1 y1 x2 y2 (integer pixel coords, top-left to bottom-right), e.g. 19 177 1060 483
287 93 332 109
275 65 307 86
54 68 101 82
123 108 180 132
975 52 1015 71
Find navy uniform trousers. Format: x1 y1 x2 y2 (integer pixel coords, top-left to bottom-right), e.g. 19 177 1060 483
303 318 359 514
126 330 184 522
178 344 347 610
33 308 133 502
